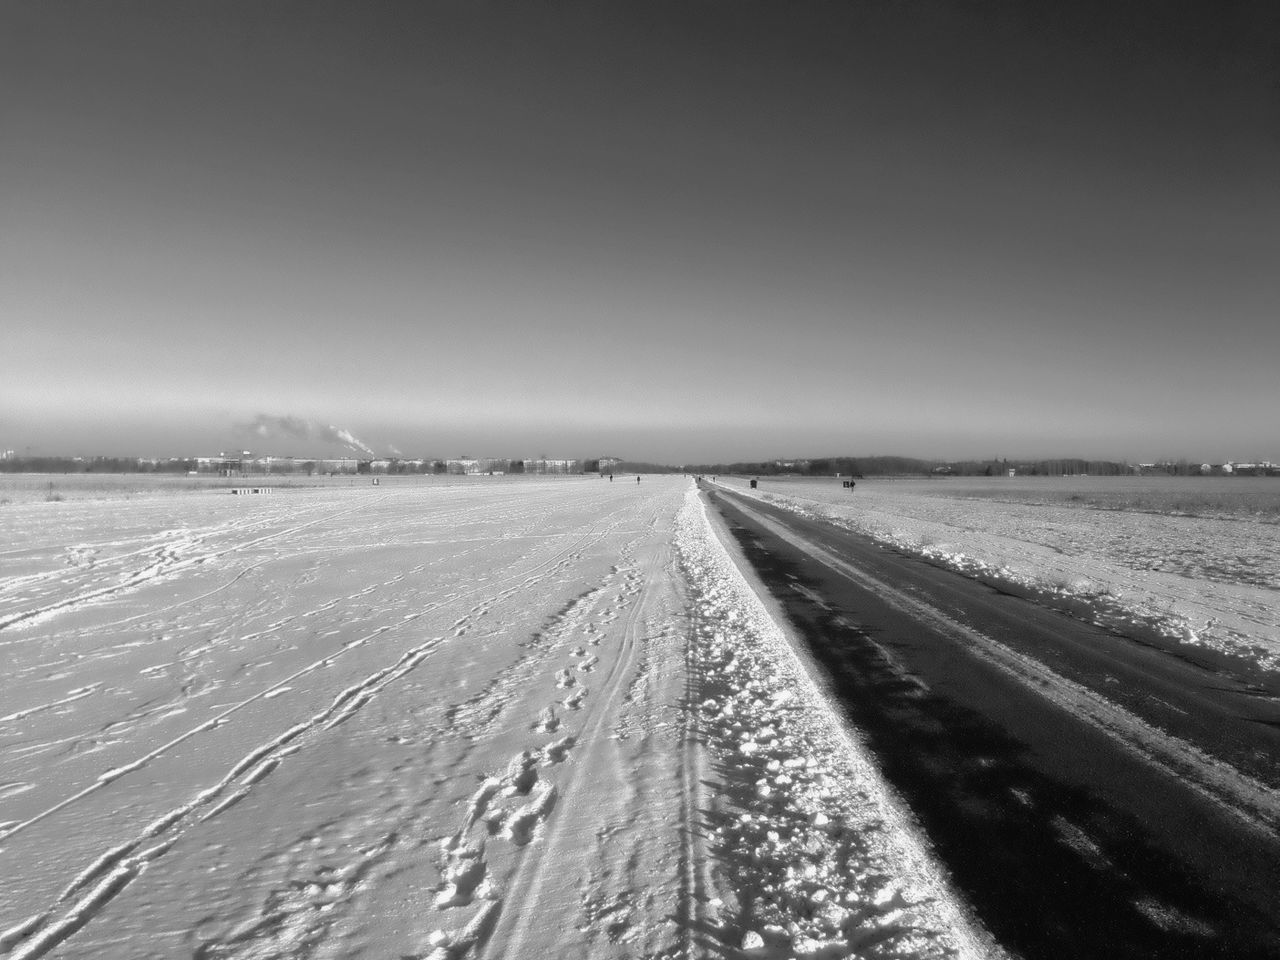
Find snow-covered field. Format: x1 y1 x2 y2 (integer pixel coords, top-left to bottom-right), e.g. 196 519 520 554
1 477 991 959
0 473 335 505
715 476 1280 673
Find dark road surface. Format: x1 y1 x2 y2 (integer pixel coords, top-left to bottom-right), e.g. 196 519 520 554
702 483 1280 960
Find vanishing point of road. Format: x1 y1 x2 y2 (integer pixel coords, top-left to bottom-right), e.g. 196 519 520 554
703 482 1280 960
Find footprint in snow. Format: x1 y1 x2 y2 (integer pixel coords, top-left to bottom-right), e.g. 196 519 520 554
503 752 539 795
542 736 575 764
461 779 503 833
531 706 560 733
562 688 587 711
483 807 509 835
436 842 488 908
503 784 557 846
426 901 501 959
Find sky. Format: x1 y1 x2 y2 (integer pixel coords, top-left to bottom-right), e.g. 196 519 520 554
3 0 1277 464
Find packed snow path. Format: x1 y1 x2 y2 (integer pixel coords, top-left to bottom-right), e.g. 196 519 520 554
0 477 990 959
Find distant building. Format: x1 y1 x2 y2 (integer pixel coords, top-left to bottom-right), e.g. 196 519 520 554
186 453 591 477
1225 461 1278 477
316 458 360 474
520 458 583 475
196 455 244 476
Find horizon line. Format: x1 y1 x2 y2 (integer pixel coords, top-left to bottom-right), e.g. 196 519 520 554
3 451 1277 469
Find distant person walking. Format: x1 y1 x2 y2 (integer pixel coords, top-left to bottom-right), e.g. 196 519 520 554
636 475 640 484
609 474 613 481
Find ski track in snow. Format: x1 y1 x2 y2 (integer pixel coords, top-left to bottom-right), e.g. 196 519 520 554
1 478 994 960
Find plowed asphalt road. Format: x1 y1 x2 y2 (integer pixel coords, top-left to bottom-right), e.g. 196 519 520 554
703 482 1280 960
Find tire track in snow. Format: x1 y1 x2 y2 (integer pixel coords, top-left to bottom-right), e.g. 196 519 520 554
0 483 672 957
2 510 620 815
1 628 443 960
0 613 435 843
0 562 435 774
0 685 102 725
1 516 620 847
0 503 338 605
6 510 623 958
70 560 271 637
0 499 389 635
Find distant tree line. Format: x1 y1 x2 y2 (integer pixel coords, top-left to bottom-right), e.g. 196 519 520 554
4 454 1264 478
678 456 1138 477
615 461 685 474
949 458 1134 477
0 456 201 474
676 457 918 477
0 456 589 476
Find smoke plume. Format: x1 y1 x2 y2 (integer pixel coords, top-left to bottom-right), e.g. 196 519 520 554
239 414 377 457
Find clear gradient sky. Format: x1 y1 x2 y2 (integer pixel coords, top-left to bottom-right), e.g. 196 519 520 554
3 1 1277 463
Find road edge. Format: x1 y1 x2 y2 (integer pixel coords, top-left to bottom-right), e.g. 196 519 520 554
691 482 1006 960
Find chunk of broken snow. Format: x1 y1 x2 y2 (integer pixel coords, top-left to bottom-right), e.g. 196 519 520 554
794 935 847 958
435 884 462 907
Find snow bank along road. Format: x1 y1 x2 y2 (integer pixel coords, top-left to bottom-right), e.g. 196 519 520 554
703 481 1280 960
0 477 991 960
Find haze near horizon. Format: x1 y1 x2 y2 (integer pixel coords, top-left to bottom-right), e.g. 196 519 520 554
3 2 1277 464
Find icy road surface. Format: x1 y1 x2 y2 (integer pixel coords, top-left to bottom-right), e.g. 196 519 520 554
0 477 992 960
